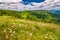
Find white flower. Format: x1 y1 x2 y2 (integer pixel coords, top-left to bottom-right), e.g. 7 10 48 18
4 30 6 32
30 33 32 36
18 24 23 27
21 31 23 33
20 30 25 33
45 36 48 38
18 24 21 26
46 34 48 35
10 30 12 33
4 29 6 32
13 22 16 25
13 31 15 34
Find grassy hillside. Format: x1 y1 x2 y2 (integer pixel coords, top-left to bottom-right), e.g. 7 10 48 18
0 10 60 40
0 10 60 24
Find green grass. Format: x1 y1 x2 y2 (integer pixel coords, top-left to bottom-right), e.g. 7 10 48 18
0 16 60 40
0 10 60 40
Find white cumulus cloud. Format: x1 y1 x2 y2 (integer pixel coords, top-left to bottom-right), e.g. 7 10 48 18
0 0 60 10
0 0 22 2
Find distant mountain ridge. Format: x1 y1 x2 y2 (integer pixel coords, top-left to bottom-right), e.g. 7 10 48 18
49 10 60 14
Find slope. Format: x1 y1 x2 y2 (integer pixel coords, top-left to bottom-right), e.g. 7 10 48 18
0 16 60 40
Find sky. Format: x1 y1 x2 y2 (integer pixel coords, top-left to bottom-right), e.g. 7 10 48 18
0 0 60 11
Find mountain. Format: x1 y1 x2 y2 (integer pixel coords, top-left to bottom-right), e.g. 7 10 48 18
49 10 60 14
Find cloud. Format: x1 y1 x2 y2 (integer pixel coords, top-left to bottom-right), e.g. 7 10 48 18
30 0 60 10
0 0 22 2
0 0 60 10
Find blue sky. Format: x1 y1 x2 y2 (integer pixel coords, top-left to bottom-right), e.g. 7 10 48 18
0 0 60 11
22 0 45 5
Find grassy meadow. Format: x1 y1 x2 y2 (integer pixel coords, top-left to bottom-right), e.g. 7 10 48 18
0 10 60 40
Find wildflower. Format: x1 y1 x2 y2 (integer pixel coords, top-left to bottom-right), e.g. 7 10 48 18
13 31 15 34
45 34 48 38
19 24 23 27
4 30 6 33
21 31 23 33
26 31 29 33
9 29 12 33
45 36 48 38
10 30 12 33
30 33 32 36
46 34 48 35
18 24 21 26
13 22 16 25
4 29 6 33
